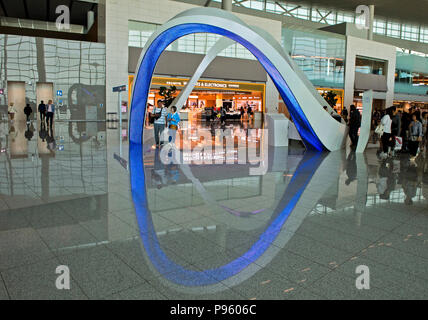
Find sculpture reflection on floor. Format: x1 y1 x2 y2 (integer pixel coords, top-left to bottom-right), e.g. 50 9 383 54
130 142 327 289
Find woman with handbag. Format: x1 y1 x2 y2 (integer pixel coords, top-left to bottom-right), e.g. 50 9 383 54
379 107 394 159
408 113 423 161
166 105 181 145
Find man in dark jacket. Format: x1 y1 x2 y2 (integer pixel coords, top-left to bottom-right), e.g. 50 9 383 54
38 101 46 124
348 105 361 147
24 104 32 122
391 106 401 137
400 110 411 152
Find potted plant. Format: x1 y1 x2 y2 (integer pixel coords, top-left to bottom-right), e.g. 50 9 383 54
321 90 338 108
158 85 177 108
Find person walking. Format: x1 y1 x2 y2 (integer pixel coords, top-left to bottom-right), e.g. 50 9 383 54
348 105 361 148
247 105 253 122
391 106 401 137
408 113 423 162
390 106 400 155
8 103 17 122
400 109 411 152
38 100 46 124
46 100 55 127
421 112 427 152
220 107 227 125
166 105 181 145
341 107 348 122
24 104 33 122
152 99 167 148
379 107 394 159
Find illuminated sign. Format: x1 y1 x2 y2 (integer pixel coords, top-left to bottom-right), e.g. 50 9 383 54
150 77 265 92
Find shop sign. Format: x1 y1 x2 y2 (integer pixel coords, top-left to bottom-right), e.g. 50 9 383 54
152 77 265 92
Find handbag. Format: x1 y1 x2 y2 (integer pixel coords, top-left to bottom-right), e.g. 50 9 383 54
375 123 384 136
169 124 178 130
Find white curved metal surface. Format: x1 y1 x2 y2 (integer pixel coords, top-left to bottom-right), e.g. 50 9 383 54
131 7 348 151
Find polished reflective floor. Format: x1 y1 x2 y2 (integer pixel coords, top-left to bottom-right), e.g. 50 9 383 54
1 119 428 300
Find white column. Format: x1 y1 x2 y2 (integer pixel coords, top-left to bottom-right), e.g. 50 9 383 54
221 0 232 11
105 0 129 115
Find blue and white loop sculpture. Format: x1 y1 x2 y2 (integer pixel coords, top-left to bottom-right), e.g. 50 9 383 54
129 7 347 151
128 7 348 291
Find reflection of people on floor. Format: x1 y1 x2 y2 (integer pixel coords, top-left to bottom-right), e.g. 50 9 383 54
345 151 357 185
401 163 418 205
24 103 33 122
8 125 17 143
25 122 34 141
377 159 395 200
39 122 48 142
46 100 55 127
0 124 5 152
46 126 56 151
167 164 180 184
153 147 167 189
8 103 17 122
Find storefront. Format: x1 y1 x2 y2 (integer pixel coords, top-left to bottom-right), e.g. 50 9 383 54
128 75 265 114
393 100 428 112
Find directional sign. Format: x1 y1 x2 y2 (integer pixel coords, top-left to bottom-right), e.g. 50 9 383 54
112 85 127 93
57 90 63 96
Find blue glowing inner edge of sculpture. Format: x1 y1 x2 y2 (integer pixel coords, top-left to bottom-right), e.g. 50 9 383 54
129 23 325 151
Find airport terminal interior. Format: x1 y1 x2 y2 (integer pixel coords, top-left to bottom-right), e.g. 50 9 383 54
0 0 428 300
